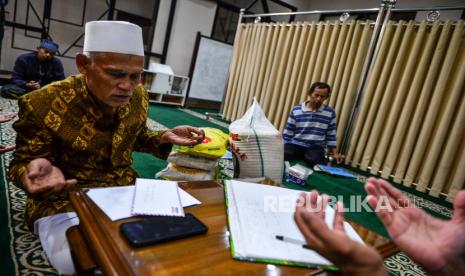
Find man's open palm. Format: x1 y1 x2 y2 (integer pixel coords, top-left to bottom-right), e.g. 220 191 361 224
366 178 465 273
22 158 77 194
161 126 204 146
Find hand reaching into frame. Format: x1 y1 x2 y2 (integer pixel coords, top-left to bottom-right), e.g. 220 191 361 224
365 178 465 275
294 190 387 275
161 125 205 146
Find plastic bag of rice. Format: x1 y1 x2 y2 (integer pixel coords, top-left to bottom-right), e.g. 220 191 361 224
167 152 218 171
156 163 216 181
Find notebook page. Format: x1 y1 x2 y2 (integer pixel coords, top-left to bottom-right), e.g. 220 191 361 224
87 185 200 221
131 179 185 217
226 180 363 266
225 180 245 255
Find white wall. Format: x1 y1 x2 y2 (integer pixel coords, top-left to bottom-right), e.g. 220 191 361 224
160 0 310 76
151 0 171 55
0 0 157 76
147 0 172 66
164 0 217 76
1 0 463 78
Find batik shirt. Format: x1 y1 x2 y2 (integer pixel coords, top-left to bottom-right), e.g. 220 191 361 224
9 74 169 226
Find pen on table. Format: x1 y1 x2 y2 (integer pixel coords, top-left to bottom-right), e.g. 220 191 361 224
275 235 310 249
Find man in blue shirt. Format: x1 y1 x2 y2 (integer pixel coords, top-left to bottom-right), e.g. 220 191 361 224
1 39 65 98
283 82 342 166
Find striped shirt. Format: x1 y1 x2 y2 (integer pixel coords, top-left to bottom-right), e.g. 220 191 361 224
283 102 337 149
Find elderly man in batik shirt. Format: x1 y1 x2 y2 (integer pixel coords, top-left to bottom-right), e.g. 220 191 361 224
9 21 204 274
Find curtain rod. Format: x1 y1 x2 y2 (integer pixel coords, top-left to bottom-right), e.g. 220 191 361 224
241 6 465 19
392 6 465 12
241 21 464 28
241 8 380 18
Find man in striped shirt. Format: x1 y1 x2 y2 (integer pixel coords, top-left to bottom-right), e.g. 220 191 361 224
283 82 342 166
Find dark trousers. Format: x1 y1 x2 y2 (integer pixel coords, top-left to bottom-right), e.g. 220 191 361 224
0 84 27 99
284 143 325 167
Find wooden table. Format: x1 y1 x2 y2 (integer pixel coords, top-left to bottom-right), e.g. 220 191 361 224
67 180 397 275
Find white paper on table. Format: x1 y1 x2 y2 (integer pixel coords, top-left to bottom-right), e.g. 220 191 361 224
86 181 201 221
179 187 202 207
131 179 184 216
86 186 134 221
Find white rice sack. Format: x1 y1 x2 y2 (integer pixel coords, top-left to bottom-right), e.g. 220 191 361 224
229 98 284 183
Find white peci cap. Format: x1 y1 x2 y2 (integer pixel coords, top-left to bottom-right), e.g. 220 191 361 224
83 20 144 56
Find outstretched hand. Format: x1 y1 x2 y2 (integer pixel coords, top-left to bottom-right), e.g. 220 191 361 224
161 125 205 146
294 191 387 275
21 158 78 195
365 178 465 275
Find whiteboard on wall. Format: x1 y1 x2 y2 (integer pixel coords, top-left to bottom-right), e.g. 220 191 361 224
188 36 233 102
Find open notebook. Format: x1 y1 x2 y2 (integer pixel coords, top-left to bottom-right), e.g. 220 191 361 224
225 180 364 270
86 179 201 221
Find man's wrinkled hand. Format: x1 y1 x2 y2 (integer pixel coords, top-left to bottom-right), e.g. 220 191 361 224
21 158 77 195
161 126 205 146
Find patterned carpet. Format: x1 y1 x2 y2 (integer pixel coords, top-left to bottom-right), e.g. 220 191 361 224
0 99 56 275
0 98 168 275
0 97 451 275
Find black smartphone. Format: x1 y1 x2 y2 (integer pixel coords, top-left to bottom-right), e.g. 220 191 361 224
120 213 208 247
